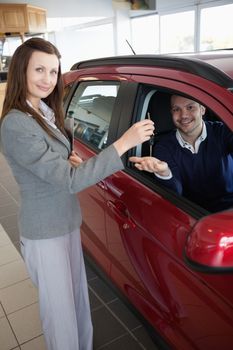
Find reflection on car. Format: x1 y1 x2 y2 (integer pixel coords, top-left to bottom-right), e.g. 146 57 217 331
67 87 117 150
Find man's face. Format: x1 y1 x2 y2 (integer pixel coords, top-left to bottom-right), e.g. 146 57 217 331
171 95 206 137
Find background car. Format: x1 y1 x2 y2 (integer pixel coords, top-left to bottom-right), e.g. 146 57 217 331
63 52 233 350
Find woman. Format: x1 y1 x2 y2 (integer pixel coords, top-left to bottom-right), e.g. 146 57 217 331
0 38 154 350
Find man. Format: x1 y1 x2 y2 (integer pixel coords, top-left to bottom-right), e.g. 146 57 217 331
130 95 233 212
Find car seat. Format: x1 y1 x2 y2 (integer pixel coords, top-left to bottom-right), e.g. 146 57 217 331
141 91 175 157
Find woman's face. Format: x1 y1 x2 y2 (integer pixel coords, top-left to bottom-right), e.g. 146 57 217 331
26 51 59 108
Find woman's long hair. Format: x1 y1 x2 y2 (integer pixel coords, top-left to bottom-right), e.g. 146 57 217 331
1 37 65 136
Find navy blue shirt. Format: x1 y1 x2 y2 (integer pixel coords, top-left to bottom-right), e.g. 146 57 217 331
153 121 233 212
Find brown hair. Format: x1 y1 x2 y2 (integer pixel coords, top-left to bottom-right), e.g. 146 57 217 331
1 37 65 136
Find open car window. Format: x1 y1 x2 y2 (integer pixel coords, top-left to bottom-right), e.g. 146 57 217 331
131 85 233 215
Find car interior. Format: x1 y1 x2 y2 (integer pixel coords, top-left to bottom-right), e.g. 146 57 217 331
137 89 221 159
69 94 116 149
135 89 176 158
141 91 176 157
131 87 227 215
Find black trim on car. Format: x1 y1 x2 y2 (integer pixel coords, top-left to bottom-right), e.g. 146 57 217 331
70 55 233 89
184 253 233 274
106 81 133 149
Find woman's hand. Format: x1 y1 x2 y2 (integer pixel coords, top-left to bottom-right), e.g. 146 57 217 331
69 151 83 168
113 120 154 156
129 156 170 176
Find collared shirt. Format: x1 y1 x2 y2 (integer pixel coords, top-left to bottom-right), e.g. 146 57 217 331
176 122 207 154
27 100 57 130
155 122 207 179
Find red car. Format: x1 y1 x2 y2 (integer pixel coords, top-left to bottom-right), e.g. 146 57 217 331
63 52 233 350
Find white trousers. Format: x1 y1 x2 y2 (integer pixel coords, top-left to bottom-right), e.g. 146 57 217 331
20 229 93 350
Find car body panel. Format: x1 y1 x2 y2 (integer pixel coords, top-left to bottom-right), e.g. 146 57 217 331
104 169 233 350
63 53 233 349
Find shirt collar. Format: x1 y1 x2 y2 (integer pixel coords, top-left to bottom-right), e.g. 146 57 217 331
27 100 56 129
176 121 207 154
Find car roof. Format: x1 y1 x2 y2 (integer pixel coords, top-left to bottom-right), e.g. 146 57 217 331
178 50 233 80
70 51 233 90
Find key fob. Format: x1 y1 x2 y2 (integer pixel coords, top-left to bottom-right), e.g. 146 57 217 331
149 134 155 146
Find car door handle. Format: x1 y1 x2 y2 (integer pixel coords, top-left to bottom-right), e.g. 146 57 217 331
97 180 106 190
107 200 135 229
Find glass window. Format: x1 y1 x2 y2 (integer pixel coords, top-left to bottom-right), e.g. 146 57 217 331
200 4 233 51
66 82 120 150
131 14 159 54
160 11 195 53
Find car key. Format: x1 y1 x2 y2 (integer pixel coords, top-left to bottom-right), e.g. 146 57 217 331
147 112 155 156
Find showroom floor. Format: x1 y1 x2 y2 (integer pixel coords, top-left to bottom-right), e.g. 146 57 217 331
0 151 160 350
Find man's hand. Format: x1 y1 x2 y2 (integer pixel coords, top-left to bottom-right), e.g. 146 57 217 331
129 156 170 176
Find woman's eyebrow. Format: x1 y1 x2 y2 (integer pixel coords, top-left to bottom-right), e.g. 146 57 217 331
35 64 58 70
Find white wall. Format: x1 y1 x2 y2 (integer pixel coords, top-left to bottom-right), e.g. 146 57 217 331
113 10 131 55
51 22 115 72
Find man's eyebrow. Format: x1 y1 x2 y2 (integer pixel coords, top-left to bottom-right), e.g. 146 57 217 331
186 101 196 105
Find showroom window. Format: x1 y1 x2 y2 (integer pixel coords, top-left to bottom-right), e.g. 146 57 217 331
131 14 159 54
66 81 120 150
130 2 232 55
199 3 233 51
160 10 195 53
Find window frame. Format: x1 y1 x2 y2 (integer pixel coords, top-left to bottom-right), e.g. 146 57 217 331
121 79 233 218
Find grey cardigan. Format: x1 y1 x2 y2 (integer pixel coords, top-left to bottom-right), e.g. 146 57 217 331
0 109 124 240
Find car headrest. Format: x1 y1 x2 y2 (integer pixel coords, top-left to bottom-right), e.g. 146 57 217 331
92 96 116 122
147 92 175 135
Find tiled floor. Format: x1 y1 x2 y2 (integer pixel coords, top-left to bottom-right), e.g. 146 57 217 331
0 150 160 350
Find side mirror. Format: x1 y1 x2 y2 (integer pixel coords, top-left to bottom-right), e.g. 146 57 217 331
185 211 233 272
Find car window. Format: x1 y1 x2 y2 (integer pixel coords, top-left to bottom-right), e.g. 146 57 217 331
136 87 222 158
132 84 233 214
66 81 120 150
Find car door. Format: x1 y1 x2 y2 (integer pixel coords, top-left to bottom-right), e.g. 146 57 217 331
104 75 233 350
64 79 124 274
